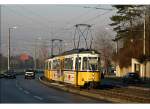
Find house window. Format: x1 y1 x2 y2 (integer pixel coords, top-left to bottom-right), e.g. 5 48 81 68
134 64 140 73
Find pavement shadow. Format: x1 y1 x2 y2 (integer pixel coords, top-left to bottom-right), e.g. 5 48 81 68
98 84 120 90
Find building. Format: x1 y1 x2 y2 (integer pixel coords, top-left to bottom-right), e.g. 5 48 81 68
116 58 150 78
132 58 150 78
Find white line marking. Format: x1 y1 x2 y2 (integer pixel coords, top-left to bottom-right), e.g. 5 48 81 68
19 87 23 90
16 83 18 87
24 90 30 94
50 83 64 87
33 96 43 100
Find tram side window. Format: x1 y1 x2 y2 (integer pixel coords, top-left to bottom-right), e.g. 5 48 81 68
75 57 81 71
64 58 73 70
52 60 60 70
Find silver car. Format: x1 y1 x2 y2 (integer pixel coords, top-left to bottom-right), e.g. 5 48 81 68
25 69 35 79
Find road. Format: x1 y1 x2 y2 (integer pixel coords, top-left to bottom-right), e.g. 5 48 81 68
0 74 110 103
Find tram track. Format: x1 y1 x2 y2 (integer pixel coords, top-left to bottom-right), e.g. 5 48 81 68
39 76 150 103
88 88 150 103
64 84 150 103
64 82 150 102
107 87 150 98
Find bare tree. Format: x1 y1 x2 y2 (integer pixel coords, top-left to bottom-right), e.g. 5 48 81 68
37 42 49 69
94 31 115 74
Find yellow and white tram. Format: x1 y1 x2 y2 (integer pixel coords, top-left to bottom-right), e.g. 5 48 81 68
44 49 101 88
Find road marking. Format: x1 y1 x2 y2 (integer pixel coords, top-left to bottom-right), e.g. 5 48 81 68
33 96 43 100
19 87 23 90
24 90 30 94
15 82 18 86
50 83 64 87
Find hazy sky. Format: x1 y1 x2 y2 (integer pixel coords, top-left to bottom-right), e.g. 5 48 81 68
1 5 116 57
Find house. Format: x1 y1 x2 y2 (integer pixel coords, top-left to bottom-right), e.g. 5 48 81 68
115 58 150 78
132 58 150 78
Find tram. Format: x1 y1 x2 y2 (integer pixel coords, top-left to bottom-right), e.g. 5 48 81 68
44 49 101 88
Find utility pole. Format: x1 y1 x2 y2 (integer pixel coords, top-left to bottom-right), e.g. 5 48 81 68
143 7 147 80
8 27 17 71
51 39 63 57
8 28 10 71
143 11 146 56
34 37 42 70
34 39 37 70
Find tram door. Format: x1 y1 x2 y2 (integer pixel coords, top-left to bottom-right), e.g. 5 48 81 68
60 59 64 81
75 57 81 86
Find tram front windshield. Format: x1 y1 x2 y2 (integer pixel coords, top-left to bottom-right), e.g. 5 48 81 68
83 57 100 71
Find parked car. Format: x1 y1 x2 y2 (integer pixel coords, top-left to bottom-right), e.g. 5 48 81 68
4 70 16 79
122 72 141 84
0 73 4 78
25 69 35 79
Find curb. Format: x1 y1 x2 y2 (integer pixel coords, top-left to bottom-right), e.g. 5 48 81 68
114 84 150 91
127 86 150 91
38 76 135 103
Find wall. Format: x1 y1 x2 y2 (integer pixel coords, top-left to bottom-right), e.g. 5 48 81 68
132 58 150 78
116 65 131 77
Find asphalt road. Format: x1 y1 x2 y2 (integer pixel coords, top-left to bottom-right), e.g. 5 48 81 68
0 74 110 103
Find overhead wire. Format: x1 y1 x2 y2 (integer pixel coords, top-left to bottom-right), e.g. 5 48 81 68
16 5 55 24
15 5 78 37
4 6 51 29
5 5 113 38
81 10 112 24
3 5 114 54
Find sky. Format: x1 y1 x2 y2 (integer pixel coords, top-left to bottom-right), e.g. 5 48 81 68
1 4 116 57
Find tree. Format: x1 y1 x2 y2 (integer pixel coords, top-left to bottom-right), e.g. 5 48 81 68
37 42 49 69
94 31 114 74
0 54 8 71
110 5 150 67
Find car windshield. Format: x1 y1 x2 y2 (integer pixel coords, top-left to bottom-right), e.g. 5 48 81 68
128 73 139 77
26 70 34 72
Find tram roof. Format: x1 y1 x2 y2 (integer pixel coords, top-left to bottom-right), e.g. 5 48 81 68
51 48 100 58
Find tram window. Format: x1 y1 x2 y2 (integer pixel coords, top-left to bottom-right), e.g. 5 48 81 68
88 57 99 71
75 57 81 71
47 62 49 70
49 61 51 70
98 57 100 69
82 57 99 71
52 60 60 70
64 58 73 70
83 57 88 70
